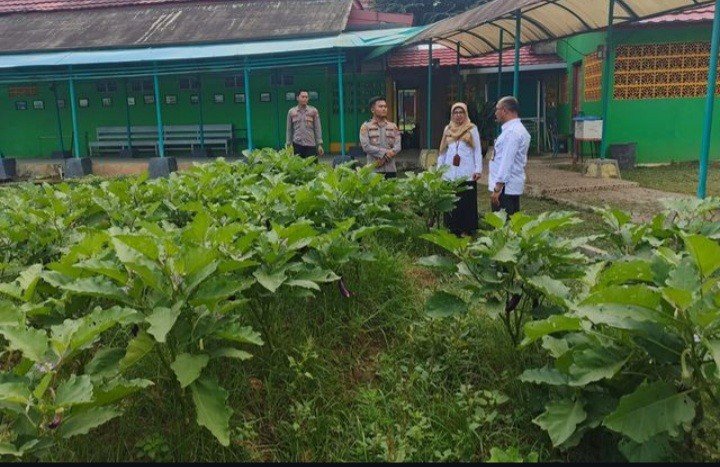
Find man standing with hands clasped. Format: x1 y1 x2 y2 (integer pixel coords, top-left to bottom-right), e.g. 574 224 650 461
488 96 530 216
286 89 324 161
359 96 401 179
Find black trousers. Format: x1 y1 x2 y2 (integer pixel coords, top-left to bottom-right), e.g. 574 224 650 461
444 181 478 236
383 172 397 179
293 143 317 160
491 188 521 216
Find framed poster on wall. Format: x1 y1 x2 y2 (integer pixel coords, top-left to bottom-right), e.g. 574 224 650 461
260 92 271 102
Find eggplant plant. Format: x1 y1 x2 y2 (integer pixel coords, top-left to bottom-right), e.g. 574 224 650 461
420 210 595 345
519 204 720 462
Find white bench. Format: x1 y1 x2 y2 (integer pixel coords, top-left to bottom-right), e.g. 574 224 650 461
89 126 158 156
88 124 236 156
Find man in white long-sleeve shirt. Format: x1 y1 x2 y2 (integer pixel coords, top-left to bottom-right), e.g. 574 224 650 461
488 96 530 216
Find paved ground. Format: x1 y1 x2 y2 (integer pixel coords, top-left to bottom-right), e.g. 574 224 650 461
396 149 693 222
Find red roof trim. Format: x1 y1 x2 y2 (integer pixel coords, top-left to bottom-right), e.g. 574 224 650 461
388 44 563 69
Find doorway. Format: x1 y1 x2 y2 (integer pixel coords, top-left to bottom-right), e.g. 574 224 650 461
396 88 419 149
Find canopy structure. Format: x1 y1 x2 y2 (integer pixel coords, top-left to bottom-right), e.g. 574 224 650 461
407 0 717 56
0 26 426 83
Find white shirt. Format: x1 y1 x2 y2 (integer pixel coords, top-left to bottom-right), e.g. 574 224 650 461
488 118 530 195
436 126 482 182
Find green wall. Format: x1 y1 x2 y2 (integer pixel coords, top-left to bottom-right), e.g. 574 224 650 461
0 63 385 158
557 25 720 164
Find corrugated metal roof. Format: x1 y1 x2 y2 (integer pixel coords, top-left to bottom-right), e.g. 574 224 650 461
0 0 354 52
388 44 563 69
407 0 717 57
0 0 196 14
639 4 715 24
0 26 425 72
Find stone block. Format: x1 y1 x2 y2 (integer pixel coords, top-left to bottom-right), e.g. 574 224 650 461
148 157 178 179
582 158 620 179
419 149 439 170
64 158 93 178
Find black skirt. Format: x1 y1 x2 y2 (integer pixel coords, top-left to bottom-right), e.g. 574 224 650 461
444 180 478 236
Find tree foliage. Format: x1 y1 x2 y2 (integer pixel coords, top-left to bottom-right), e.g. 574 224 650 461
371 0 491 25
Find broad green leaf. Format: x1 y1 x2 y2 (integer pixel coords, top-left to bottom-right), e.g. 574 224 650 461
491 241 520 264
55 375 94 407
0 442 24 457
519 365 571 386
85 347 126 378
483 211 506 229
520 315 583 347
253 268 287 293
0 326 47 362
0 382 32 404
191 277 248 308
533 399 587 447
211 348 253 360
618 433 674 462
18 264 43 301
662 287 693 312
114 234 160 261
60 277 129 303
527 275 571 306
215 324 264 346
57 407 123 439
599 260 655 286
93 378 153 405
704 339 720 369
119 331 155 370
146 306 182 343
190 377 232 446
73 258 128 283
172 353 210 388
684 234 720 279
425 291 467 318
0 301 23 326
420 230 469 254
576 304 673 328
416 255 457 271
0 282 22 300
603 381 695 443
286 280 321 291
581 285 661 310
568 347 630 386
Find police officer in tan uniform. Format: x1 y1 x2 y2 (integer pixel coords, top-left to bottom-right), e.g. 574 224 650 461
286 89 324 160
359 96 401 179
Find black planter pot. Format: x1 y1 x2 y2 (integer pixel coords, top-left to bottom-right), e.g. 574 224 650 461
148 157 178 179
64 158 93 178
0 158 17 181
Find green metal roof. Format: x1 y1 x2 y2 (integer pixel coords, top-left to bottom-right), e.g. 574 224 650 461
0 26 425 83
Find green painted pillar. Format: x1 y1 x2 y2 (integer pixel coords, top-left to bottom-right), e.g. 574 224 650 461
153 70 165 158
244 66 254 151
599 0 616 160
497 29 504 103
50 82 66 155
456 42 462 101
698 0 720 199
338 56 346 158
67 69 81 158
427 39 433 149
197 74 205 149
513 10 521 98
124 78 133 150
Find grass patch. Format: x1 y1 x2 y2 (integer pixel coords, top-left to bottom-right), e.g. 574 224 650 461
620 160 720 196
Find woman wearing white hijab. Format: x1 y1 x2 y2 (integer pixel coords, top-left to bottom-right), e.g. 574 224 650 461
436 102 483 237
